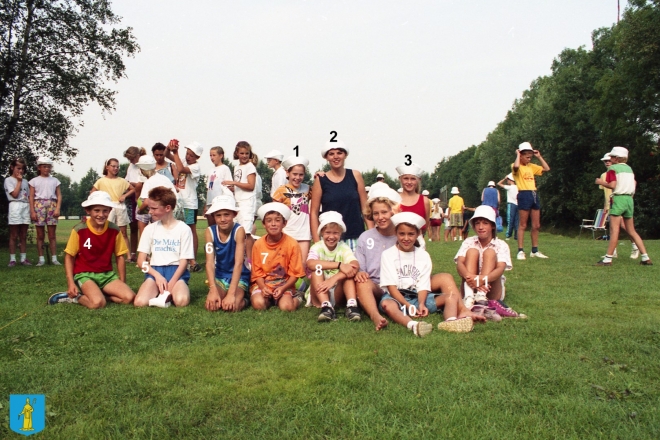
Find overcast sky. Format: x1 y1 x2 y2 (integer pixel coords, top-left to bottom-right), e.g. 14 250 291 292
59 0 627 181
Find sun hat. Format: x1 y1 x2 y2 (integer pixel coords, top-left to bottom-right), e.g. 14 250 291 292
206 194 239 215
600 153 612 161
81 191 117 208
264 150 284 161
136 155 156 170
422 189 430 196
518 142 533 151
317 211 346 236
368 182 402 204
470 205 497 228
487 181 495 187
36 157 53 166
282 156 309 171
257 202 291 221
609 146 628 158
395 163 423 177
376 173 384 179
450 187 460 195
391 212 425 229
185 142 203 158
432 198 440 203
321 140 349 158
506 173 514 181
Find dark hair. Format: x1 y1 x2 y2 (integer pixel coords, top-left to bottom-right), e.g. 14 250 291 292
234 141 253 160
8 158 27 176
151 142 167 153
103 158 119 176
148 186 177 209
395 222 422 247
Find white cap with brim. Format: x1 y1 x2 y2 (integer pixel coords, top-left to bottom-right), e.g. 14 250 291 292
396 163 423 177
432 198 440 203
321 140 349 158
506 173 514 181
136 156 156 170
518 142 533 151
600 153 612 161
265 150 284 161
282 156 309 171
470 205 497 229
451 187 460 194
257 202 291 221
185 142 203 158
422 190 430 196
81 191 117 208
609 146 628 158
206 194 240 215
487 181 495 187
391 212 425 230
37 157 53 166
376 173 384 179
317 211 346 236
368 182 402 204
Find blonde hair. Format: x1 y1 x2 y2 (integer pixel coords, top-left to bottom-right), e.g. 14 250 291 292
251 153 259 166
398 175 421 194
363 197 398 222
140 168 155 178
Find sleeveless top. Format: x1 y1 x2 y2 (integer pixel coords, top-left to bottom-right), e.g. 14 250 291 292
319 169 364 240
156 163 175 183
210 223 251 281
400 194 428 233
482 187 499 209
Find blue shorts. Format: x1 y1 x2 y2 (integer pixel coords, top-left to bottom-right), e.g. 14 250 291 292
517 190 541 211
379 290 439 314
183 208 198 225
145 265 191 284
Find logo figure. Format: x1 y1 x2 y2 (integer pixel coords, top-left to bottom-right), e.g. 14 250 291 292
10 394 45 436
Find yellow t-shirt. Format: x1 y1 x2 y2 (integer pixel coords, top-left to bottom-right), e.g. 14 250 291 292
448 195 464 214
511 163 543 191
93 177 130 202
599 172 612 211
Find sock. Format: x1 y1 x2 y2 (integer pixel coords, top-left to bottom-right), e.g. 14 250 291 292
532 247 538 253
20 253 26 262
51 255 58 263
407 321 417 331
346 299 357 307
602 255 613 263
641 254 649 262
321 301 333 308
445 317 457 321
463 282 475 299
632 243 639 251
39 256 45 263
518 248 524 253
9 254 16 262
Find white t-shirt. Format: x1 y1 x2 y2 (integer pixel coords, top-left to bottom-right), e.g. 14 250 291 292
140 173 176 199
454 236 512 271
233 162 257 202
137 220 194 266
270 167 287 197
28 176 60 200
206 164 233 205
380 245 432 293
175 160 201 209
502 184 519 205
4 177 29 202
125 163 142 184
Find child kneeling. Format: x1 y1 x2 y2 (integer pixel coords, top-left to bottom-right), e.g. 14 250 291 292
135 186 194 307
204 194 251 312
306 211 361 322
250 202 305 311
49 191 135 308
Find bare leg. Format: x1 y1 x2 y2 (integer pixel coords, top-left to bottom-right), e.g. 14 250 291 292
171 280 190 307
605 215 622 256
36 226 45 257
134 278 159 307
277 293 299 312
9 225 18 255
381 299 413 327
530 209 540 247
47 225 57 258
78 280 108 309
250 292 270 311
129 221 138 258
245 235 254 266
102 279 136 304
518 209 530 250
622 217 648 256
18 224 28 254
356 280 388 330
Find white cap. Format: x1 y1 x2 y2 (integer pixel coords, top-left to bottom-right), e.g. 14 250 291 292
321 140 349 158
282 156 309 171
506 173 514 181
376 173 384 179
368 182 402 204
518 142 533 151
432 198 440 203
136 155 156 170
185 142 203 158
257 202 291 221
81 191 117 208
206 194 240 214
422 189 429 196
600 153 612 161
391 212 425 230
396 163 423 177
317 211 346 236
264 150 284 161
451 187 460 194
609 146 628 158
487 181 495 187
470 205 497 228
397 188 403 193
36 157 53 166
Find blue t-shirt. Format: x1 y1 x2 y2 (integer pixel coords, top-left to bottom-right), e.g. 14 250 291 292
482 187 499 209
210 223 251 282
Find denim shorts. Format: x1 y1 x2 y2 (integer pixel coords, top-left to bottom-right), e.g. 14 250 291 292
379 289 439 314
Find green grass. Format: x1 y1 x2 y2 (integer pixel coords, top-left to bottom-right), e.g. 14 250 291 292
1 223 659 439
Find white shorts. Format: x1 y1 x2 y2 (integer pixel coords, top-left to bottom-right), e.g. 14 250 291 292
108 202 130 227
8 202 30 225
236 198 256 234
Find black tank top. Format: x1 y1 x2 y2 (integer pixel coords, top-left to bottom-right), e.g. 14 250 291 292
319 169 365 240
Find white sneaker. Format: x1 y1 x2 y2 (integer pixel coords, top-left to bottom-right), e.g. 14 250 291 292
51 260 62 266
517 251 526 260
36 260 46 267
530 251 549 259
602 249 618 259
463 296 475 309
149 291 172 308
631 249 639 259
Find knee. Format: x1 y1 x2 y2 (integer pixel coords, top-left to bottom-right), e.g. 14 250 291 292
381 300 395 313
483 248 497 260
134 296 149 307
465 248 479 260
173 295 190 307
87 297 107 309
251 296 267 310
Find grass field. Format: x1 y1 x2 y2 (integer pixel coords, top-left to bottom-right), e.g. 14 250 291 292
1 221 659 439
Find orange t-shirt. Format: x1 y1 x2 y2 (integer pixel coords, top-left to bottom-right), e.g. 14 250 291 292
251 233 305 286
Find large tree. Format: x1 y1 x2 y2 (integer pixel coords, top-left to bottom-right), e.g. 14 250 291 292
0 0 139 174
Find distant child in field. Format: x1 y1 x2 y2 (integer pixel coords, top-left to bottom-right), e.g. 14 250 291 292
48 191 135 308
460 206 476 240
5 158 31 266
497 174 519 241
135 186 194 308
447 187 464 241
306 211 361 322
250 202 305 312
455 205 525 319
29 157 62 266
429 198 443 242
595 147 652 266
204 194 251 312
512 142 550 260
205 146 233 227
379 212 483 336
265 150 287 197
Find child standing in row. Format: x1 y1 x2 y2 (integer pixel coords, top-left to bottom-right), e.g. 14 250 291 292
5 158 31 266
205 146 233 227
29 157 62 266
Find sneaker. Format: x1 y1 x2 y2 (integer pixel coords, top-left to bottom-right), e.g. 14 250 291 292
413 321 433 337
21 259 32 266
595 259 612 266
318 306 336 322
488 300 527 319
474 292 488 305
51 260 62 266
8 261 16 267
189 263 202 272
36 260 46 267
631 249 640 259
472 305 502 322
438 317 474 333
48 292 79 305
640 260 653 266
517 251 526 260
149 291 172 308
463 296 475 309
530 251 549 259
345 306 361 322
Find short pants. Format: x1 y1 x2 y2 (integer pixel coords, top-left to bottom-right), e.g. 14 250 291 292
74 271 119 289
379 289 440 314
609 194 634 218
183 208 198 225
8 201 30 225
250 280 296 304
145 265 191 284
449 213 463 227
517 190 541 211
215 276 250 293
430 218 442 227
236 199 256 233
108 202 130 227
33 199 58 226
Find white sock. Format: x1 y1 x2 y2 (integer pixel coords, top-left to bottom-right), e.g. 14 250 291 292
407 321 416 331
321 301 333 308
632 243 639 251
346 299 357 307
39 256 45 263
20 253 26 262
463 282 475 300
9 254 16 262
641 254 649 261
51 256 58 262
602 255 613 263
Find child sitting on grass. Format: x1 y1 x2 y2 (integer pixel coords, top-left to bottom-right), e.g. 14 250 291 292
204 194 251 312
306 211 361 322
250 202 305 312
380 212 483 336
455 205 525 319
134 186 194 308
48 191 135 308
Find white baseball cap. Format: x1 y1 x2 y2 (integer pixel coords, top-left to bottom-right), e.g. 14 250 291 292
321 140 349 158
136 155 156 170
185 142 203 158
282 156 309 171
257 202 291 221
470 205 497 228
451 187 460 194
37 157 53 166
396 163 423 177
264 150 284 161
317 211 347 236
81 191 117 208
391 212 425 229
600 153 612 161
518 142 533 151
487 181 495 187
368 182 402 204
609 146 628 158
206 194 240 215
